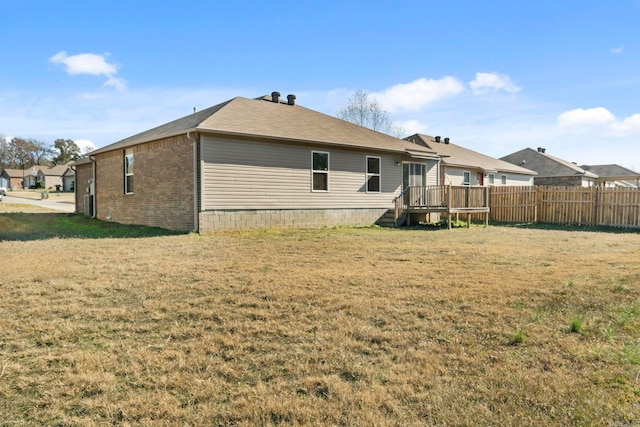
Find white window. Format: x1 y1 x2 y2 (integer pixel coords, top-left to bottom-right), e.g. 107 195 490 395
488 174 495 185
124 149 134 194
462 171 471 185
366 156 381 192
312 151 329 191
501 175 507 185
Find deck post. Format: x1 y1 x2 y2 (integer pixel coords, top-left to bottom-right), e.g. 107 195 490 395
448 185 452 229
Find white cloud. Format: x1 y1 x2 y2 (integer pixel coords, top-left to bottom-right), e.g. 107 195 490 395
609 114 640 136
397 119 427 136
557 107 640 138
470 72 521 95
50 51 127 91
611 46 624 54
371 77 464 113
75 139 97 154
557 107 616 127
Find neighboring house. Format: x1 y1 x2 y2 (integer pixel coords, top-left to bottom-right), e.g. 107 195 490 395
501 147 598 187
580 164 640 188
23 166 41 189
37 164 72 190
1 169 15 190
62 166 76 191
404 134 536 186
75 93 441 232
0 168 32 190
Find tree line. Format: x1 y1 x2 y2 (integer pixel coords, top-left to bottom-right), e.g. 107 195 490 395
0 135 82 170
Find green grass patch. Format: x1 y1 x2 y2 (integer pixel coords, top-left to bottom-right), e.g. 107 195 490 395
0 212 183 240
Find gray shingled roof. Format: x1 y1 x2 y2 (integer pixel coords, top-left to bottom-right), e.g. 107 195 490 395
90 96 439 159
581 164 640 180
500 148 598 178
405 134 536 175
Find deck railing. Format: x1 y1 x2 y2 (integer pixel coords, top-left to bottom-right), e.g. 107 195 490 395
394 185 489 225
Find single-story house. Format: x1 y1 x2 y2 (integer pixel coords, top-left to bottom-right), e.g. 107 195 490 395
0 168 23 190
37 164 72 190
75 93 442 232
404 134 536 186
500 147 598 187
23 166 41 189
580 164 640 188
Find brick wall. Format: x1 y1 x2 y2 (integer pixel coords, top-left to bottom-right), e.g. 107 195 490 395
94 135 196 231
534 176 583 186
199 208 388 231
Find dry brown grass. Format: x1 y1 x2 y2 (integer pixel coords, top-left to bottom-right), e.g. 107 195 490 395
0 218 639 425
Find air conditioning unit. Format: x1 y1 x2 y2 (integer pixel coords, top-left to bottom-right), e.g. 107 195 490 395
84 195 94 217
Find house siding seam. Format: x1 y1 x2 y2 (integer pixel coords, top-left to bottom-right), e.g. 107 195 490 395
199 208 389 231
94 135 195 231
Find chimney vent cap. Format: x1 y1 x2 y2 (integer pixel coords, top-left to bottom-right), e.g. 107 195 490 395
287 94 296 105
271 91 281 103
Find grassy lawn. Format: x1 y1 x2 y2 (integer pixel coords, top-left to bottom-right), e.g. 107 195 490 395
0 208 639 426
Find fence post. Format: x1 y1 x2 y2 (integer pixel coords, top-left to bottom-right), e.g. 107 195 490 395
593 186 599 227
533 185 541 224
447 185 452 230
485 186 490 226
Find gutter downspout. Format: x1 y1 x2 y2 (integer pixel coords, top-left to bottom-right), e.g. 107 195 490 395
89 155 96 218
186 131 199 233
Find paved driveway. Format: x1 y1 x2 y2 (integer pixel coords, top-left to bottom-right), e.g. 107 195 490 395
2 194 76 213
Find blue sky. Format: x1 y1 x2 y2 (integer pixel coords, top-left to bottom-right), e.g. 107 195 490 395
2 0 640 168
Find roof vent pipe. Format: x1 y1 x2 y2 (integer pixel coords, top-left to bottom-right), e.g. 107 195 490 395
444 137 450 144
271 91 281 103
435 136 441 143
537 147 546 153
287 94 296 105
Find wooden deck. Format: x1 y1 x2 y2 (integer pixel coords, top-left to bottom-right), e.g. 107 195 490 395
394 185 490 229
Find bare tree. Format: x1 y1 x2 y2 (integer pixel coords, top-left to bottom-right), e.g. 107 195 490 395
337 89 405 138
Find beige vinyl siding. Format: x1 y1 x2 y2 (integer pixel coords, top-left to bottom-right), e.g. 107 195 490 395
201 136 402 210
445 166 533 186
505 174 534 186
445 167 474 186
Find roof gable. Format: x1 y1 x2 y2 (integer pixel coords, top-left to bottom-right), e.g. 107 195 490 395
405 134 536 175
581 164 640 180
501 148 598 178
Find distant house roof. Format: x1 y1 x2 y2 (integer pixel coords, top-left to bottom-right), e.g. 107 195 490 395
500 148 598 178
0 168 26 178
405 134 536 175
90 95 440 160
581 164 640 181
1 164 73 178
40 164 71 176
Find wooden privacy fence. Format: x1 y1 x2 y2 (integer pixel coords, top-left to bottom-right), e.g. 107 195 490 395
489 186 640 228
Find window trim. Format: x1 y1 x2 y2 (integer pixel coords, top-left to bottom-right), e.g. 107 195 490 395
488 173 495 185
462 170 471 186
124 149 134 194
366 156 381 193
501 174 507 185
311 151 329 192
